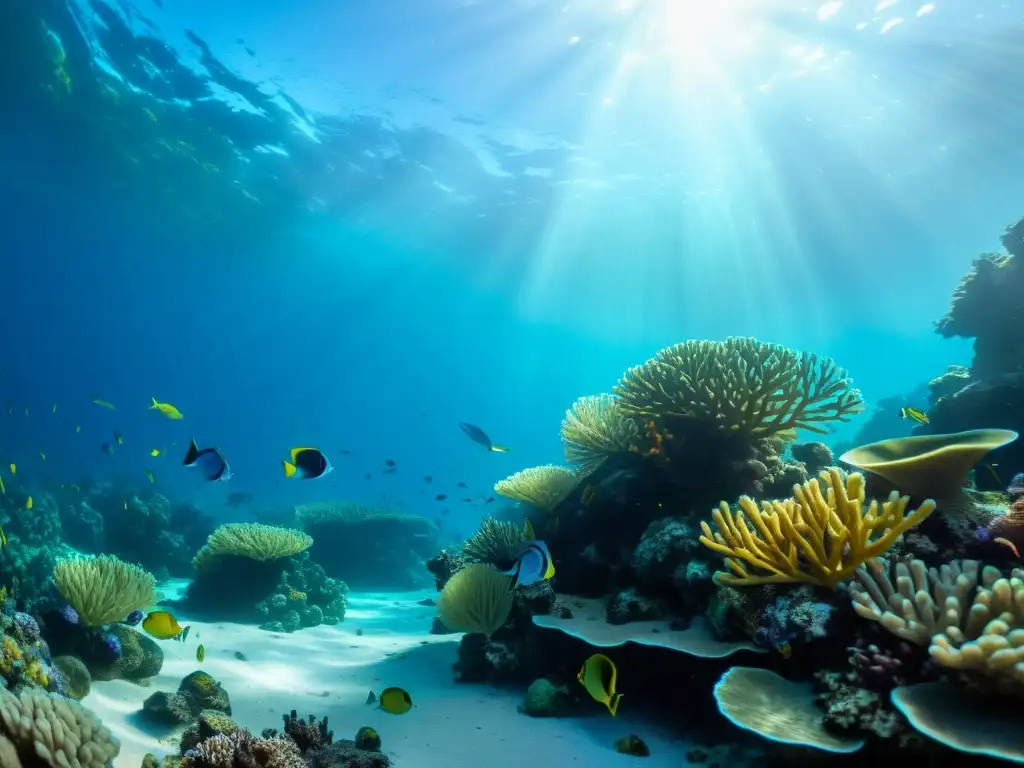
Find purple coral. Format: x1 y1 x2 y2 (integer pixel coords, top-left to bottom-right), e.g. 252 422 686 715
12 612 40 643
100 632 123 661
59 604 80 626
848 639 922 691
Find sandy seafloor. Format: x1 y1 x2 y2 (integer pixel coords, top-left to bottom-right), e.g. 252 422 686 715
86 581 718 767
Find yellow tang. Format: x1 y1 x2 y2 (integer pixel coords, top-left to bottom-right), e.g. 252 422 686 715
149 397 183 420
25 497 32 510
142 611 188 641
9 464 15 475
577 653 623 716
376 687 412 715
150 448 161 457
196 644 205 662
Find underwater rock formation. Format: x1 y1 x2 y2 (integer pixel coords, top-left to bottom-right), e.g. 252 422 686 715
296 501 438 591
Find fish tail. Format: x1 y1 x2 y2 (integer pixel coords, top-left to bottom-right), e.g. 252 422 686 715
283 460 297 478
183 438 200 466
489 445 510 452
150 397 158 407
607 693 623 716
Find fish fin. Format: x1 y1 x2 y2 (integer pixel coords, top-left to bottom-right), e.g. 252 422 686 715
290 447 316 461
489 445 510 452
283 461 297 478
544 558 555 580
183 438 200 466
607 693 623 716
150 397 159 408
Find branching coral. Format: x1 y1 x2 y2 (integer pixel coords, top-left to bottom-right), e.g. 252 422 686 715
462 517 526 565
437 564 515 638
52 554 157 626
849 558 984 645
613 337 864 437
194 523 312 567
0 687 120 768
494 466 577 512
560 394 638 477
699 469 936 588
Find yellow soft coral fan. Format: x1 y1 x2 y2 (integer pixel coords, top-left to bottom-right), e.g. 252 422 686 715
561 394 638 477
699 469 936 589
494 465 577 512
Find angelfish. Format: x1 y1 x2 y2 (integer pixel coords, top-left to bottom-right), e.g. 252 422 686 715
282 447 333 479
183 438 232 482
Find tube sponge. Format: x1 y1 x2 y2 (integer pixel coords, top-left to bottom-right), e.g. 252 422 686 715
0 686 120 767
52 555 156 627
437 564 514 638
202 523 313 562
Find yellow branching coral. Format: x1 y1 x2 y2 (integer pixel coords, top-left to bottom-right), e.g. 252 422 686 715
199 522 312 564
699 469 936 589
52 555 157 627
494 465 578 512
561 394 639 477
614 337 864 437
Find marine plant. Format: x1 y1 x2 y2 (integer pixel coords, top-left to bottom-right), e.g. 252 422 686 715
698 469 936 588
613 337 864 437
461 517 526 565
560 394 638 477
52 554 157 626
494 465 578 512
194 523 312 567
437 563 515 638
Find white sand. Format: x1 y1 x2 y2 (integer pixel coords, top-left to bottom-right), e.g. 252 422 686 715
88 587 698 767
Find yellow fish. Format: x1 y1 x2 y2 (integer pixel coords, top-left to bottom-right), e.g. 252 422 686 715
900 406 929 425
149 397 183 420
196 644 205 662
141 611 189 641
776 641 793 659
144 469 156 484
150 448 161 457
0 477 5 494
25 497 32 510
577 653 623 716
91 398 116 410
0 525 7 549
370 687 413 715
9 464 15 475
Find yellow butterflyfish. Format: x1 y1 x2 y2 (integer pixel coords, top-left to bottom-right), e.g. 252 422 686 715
150 448 161 457
9 464 15 475
25 496 32 510
578 653 623 716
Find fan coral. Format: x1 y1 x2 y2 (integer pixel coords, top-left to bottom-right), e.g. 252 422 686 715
494 466 577 512
613 337 864 437
699 469 936 588
437 564 515 637
196 523 312 566
560 394 638 477
0 686 120 768
52 554 157 626
462 517 526 565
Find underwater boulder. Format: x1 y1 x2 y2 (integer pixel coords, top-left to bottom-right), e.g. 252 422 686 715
141 690 194 725
179 670 231 715
88 625 163 682
520 678 576 717
52 655 91 700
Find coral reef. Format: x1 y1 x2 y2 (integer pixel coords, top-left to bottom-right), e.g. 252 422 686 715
142 671 231 726
180 527 346 631
52 554 157 626
295 502 438 590
494 466 578 513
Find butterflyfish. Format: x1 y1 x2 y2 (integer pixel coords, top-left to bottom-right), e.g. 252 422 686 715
503 540 555 590
458 422 509 452
900 406 929 425
370 687 412 715
25 497 32 510
183 439 232 481
282 447 332 480
149 397 183 420
577 653 623 716
141 611 189 641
